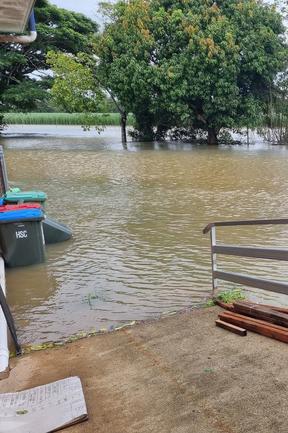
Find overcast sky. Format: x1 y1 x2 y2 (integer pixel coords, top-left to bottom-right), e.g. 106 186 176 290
50 0 286 27
51 0 99 20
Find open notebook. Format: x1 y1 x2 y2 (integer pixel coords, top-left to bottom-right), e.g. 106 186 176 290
0 376 88 433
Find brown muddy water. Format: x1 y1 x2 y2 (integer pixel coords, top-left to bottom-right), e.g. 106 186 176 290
1 125 288 344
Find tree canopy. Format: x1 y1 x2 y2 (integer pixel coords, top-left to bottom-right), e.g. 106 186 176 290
4 0 287 144
46 51 107 133
0 0 98 114
96 0 288 143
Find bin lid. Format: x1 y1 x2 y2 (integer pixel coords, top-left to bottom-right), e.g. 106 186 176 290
5 191 47 203
0 208 44 223
0 203 42 212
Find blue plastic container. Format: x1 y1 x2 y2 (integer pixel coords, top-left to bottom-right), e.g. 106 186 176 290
0 207 45 267
0 208 44 223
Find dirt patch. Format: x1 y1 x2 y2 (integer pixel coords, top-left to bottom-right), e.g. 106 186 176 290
1 307 288 433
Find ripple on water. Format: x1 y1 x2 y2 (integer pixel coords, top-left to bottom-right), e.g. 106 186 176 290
3 130 288 343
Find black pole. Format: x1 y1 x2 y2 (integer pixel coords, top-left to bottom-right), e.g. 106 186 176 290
0 284 21 356
0 146 9 195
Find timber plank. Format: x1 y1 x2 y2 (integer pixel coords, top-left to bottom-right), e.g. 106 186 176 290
239 300 288 315
215 319 247 336
219 311 288 344
219 311 287 331
265 306 288 315
233 301 288 328
213 299 234 311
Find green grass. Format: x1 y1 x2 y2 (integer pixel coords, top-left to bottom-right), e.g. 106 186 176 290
4 112 135 126
216 289 245 304
204 299 216 307
204 288 245 307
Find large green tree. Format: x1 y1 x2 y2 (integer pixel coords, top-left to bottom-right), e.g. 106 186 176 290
0 0 98 116
96 0 160 141
97 0 288 143
46 51 106 128
47 48 131 143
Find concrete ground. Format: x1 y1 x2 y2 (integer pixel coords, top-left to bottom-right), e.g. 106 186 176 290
1 306 288 433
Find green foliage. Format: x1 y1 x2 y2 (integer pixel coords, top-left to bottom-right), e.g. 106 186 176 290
203 367 214 373
204 299 216 308
97 0 160 140
3 112 135 126
47 51 105 114
0 0 98 115
96 0 288 143
216 289 245 304
46 49 131 138
1 80 48 112
0 114 6 131
258 70 288 144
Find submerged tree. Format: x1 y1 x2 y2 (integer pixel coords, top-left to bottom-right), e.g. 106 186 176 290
44 0 288 144
96 0 161 141
97 0 288 143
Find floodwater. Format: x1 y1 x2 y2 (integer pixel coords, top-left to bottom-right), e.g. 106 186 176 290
1 125 288 344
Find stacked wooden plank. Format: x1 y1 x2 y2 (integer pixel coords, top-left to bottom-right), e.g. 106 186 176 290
215 300 288 343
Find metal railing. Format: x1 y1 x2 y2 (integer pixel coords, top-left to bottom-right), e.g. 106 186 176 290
203 219 288 296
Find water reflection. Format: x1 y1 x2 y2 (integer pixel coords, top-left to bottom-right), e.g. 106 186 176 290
1 125 288 343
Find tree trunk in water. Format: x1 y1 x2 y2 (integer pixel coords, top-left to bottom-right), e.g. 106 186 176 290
155 124 168 141
120 112 127 148
135 111 154 141
207 127 218 145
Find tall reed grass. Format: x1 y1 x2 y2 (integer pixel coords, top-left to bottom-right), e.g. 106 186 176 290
4 112 135 126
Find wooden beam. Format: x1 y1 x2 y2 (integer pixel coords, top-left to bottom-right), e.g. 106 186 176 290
219 311 288 344
213 299 234 311
215 319 247 336
240 301 288 315
219 311 287 330
233 301 288 328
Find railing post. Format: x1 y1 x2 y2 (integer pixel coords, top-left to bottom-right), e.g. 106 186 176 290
204 218 288 297
210 226 218 295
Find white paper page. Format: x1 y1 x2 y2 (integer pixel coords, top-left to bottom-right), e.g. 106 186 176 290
0 376 87 433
